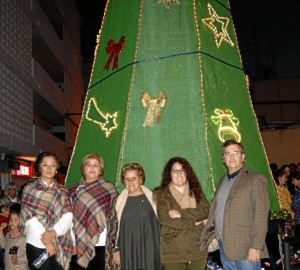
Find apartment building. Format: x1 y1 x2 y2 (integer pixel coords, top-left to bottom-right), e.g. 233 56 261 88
0 0 84 184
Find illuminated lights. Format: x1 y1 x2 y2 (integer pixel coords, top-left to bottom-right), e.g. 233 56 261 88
211 108 241 142
104 36 125 71
157 0 180 9
140 92 167 127
115 0 144 186
201 3 234 48
193 0 216 191
85 97 118 138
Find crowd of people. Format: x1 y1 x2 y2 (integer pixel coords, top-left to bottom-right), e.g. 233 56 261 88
0 140 298 270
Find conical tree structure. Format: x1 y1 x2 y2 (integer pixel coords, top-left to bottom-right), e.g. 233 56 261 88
66 0 279 210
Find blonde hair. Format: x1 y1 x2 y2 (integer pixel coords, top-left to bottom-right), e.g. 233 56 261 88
121 163 145 184
80 153 105 177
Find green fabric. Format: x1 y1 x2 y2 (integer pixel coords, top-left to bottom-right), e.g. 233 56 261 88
66 0 279 210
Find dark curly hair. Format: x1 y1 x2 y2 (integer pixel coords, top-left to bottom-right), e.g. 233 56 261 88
34 151 60 175
155 157 204 203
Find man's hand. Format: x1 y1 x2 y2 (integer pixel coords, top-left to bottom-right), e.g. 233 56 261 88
247 248 260 263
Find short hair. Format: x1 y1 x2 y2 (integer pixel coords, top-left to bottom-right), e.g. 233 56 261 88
80 153 105 177
121 163 145 184
222 139 244 155
34 152 60 175
9 203 21 217
0 206 8 214
292 171 300 180
4 182 19 196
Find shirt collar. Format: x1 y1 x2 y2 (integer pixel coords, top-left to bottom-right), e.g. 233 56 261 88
227 169 241 181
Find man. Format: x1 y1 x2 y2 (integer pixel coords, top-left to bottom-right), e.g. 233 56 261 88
200 139 270 270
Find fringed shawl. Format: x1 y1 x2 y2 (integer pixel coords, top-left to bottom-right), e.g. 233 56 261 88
20 178 73 270
69 177 117 268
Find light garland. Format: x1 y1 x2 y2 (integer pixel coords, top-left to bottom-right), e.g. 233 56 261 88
193 0 216 191
115 0 144 187
85 97 118 138
211 108 241 142
201 3 234 48
157 0 180 9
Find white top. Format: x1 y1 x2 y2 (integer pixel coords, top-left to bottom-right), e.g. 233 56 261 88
24 180 73 248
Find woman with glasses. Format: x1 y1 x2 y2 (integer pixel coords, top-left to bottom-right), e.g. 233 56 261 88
154 157 210 270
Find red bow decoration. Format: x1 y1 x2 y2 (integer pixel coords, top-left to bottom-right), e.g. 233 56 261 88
104 36 125 71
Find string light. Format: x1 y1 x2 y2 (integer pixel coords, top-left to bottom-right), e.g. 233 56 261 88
211 108 241 142
140 92 167 127
201 3 234 48
85 97 118 138
193 0 216 191
157 0 180 9
115 0 144 187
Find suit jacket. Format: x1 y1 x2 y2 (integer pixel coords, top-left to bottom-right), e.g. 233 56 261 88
200 166 270 260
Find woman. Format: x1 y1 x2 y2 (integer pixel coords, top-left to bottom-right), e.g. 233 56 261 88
281 172 300 250
0 183 20 207
20 152 74 270
276 170 294 219
154 157 210 270
69 153 117 269
291 171 300 224
106 163 161 270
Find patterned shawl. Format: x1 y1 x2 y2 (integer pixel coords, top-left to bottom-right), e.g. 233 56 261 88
20 178 73 270
69 177 117 268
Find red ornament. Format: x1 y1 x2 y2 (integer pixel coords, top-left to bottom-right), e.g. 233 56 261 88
104 36 125 71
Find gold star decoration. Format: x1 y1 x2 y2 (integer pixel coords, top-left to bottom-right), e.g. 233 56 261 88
85 97 118 137
202 3 234 48
157 0 179 9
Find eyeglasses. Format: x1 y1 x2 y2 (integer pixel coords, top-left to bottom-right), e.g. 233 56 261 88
171 169 185 174
223 151 241 157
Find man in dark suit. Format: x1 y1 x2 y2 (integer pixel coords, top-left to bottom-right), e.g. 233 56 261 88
200 139 270 269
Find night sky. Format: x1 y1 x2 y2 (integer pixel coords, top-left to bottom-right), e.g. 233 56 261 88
75 0 300 80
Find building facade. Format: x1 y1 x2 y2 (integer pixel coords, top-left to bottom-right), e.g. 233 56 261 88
0 0 84 184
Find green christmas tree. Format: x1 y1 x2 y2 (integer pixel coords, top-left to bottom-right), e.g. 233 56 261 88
66 0 279 210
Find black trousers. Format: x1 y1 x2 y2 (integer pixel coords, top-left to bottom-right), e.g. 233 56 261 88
26 243 63 270
72 246 105 270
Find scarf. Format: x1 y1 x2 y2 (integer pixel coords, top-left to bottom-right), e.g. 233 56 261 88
105 185 156 270
20 178 73 270
169 182 196 209
69 177 117 268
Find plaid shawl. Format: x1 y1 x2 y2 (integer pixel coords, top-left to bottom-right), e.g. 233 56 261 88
69 177 117 268
20 178 73 270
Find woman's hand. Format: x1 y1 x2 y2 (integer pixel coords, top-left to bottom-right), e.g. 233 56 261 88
168 210 181 219
41 230 56 245
11 254 18 265
0 222 7 231
113 251 121 266
46 242 56 256
72 246 77 255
